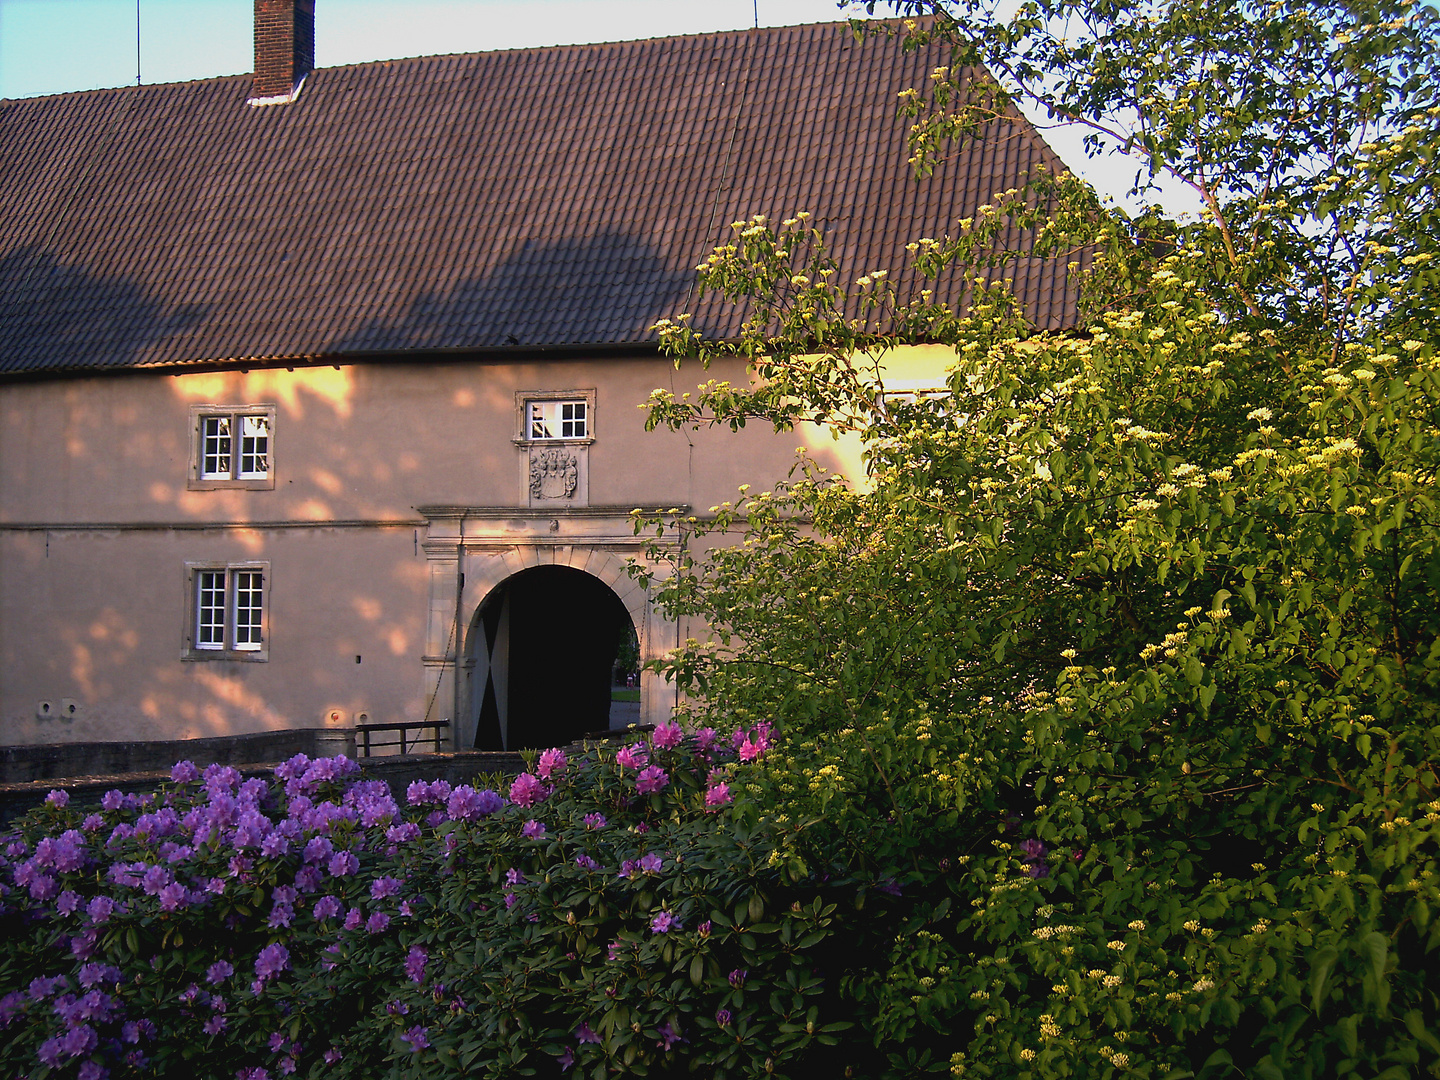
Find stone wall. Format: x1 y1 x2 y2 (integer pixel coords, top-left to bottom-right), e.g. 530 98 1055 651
0 728 355 785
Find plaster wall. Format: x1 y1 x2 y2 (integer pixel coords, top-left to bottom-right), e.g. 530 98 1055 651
0 347 954 746
0 525 424 744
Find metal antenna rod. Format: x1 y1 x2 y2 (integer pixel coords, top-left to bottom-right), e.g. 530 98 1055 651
135 0 142 85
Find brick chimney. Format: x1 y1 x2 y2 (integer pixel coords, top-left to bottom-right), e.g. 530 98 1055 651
251 0 314 103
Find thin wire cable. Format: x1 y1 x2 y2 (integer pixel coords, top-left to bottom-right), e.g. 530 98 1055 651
421 607 460 725
665 16 762 530
682 26 760 316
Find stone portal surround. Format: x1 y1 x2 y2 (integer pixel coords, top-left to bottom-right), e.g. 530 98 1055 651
417 506 689 734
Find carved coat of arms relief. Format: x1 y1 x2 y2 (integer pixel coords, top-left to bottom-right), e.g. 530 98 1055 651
529 448 579 500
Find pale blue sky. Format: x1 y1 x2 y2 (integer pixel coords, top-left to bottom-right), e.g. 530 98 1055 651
0 0 853 98
0 0 1196 211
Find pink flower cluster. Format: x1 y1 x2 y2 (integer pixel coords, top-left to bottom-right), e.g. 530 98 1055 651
509 773 548 808
611 720 770 808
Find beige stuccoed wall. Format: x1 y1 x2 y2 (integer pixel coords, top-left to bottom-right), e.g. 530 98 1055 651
0 525 425 742
0 347 955 747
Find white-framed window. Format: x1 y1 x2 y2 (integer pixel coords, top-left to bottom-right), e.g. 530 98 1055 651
529 399 588 440
184 562 269 661
877 381 951 413
189 405 276 489
514 389 596 444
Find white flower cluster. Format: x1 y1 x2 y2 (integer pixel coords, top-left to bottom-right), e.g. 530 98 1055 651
1114 418 1167 444
1234 447 1278 466
1032 924 1079 941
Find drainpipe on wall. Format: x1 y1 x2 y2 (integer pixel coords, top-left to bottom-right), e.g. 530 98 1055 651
452 537 465 751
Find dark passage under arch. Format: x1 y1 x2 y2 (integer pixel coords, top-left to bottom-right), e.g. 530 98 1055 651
465 565 635 751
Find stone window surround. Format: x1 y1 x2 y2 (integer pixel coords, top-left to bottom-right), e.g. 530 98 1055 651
188 403 277 490
512 388 596 446
181 560 270 662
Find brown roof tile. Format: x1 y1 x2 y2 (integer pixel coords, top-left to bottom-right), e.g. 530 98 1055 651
0 21 1082 376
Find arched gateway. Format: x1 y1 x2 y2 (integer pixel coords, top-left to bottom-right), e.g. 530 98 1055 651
464 565 636 750
419 508 678 750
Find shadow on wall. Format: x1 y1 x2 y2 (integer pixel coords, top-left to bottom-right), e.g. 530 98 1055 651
321 230 699 353
4 232 705 744
6 527 428 745
0 247 207 371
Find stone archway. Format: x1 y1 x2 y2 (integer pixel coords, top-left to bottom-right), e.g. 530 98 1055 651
462 565 637 751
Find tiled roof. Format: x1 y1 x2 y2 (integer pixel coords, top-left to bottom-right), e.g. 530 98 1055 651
0 21 1082 376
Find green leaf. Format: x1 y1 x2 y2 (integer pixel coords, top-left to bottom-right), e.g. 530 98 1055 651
1404 1009 1440 1055
1196 1049 1236 1080
1308 947 1338 1013
1359 930 1388 988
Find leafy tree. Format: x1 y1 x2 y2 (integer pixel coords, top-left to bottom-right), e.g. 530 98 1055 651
639 0 1440 1076
3 5 1437 1079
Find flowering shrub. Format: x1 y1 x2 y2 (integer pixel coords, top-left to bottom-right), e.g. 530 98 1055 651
2 721 982 1080
633 2 1440 1077
643 240 1440 1072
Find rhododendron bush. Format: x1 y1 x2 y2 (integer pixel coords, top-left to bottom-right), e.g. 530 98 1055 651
4 720 1006 1080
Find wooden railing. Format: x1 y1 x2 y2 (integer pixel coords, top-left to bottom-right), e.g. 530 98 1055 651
355 720 450 758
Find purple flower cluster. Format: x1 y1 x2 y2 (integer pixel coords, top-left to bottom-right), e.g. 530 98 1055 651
735 721 774 762
537 748 568 779
635 766 671 795
447 785 505 821
651 721 684 750
370 875 402 900
404 946 428 984
170 760 201 784
206 961 234 985
0 714 777 1079
254 944 289 981
327 850 360 878
405 779 452 806
1018 837 1050 878
615 743 649 770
